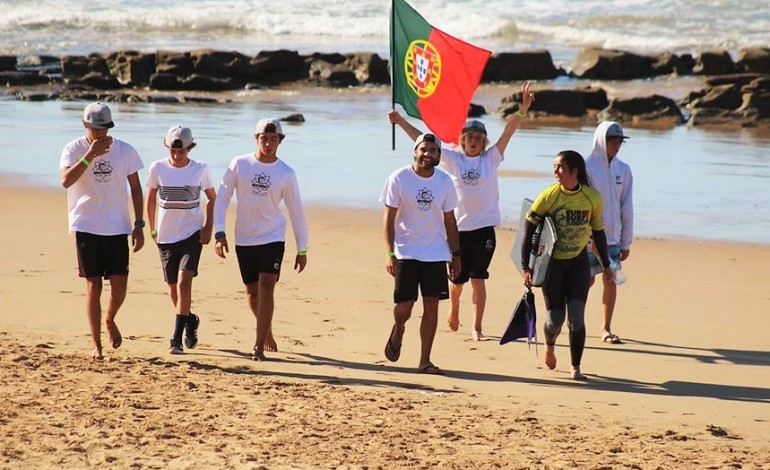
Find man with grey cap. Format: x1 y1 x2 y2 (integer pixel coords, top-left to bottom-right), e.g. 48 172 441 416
585 121 634 345
59 102 145 360
146 126 216 355
381 133 461 375
213 117 309 361
388 82 534 341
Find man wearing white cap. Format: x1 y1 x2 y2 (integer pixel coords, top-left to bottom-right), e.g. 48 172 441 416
213 117 309 361
585 121 634 345
380 133 461 375
146 126 216 354
59 102 145 360
388 82 534 341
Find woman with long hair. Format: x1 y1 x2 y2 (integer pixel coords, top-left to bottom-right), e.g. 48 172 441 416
520 150 613 380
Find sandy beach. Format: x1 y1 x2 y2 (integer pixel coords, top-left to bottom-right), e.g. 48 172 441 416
1 183 768 469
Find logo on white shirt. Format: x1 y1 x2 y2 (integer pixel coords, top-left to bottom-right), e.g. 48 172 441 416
461 168 481 185
93 160 113 183
251 172 271 195
416 187 434 211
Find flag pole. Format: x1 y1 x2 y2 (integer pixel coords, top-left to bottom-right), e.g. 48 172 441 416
390 0 396 150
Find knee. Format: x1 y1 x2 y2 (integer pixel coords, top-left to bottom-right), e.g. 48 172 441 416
245 285 259 304
258 275 277 292
178 271 194 287
567 299 586 331
394 302 413 321
544 309 565 334
86 278 103 293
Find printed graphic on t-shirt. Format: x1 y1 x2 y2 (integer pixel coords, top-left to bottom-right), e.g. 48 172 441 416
92 160 113 183
461 168 481 185
416 187 434 211
552 206 591 255
251 172 271 196
159 185 201 210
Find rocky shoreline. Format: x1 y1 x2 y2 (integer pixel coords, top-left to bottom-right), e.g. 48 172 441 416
2 47 770 129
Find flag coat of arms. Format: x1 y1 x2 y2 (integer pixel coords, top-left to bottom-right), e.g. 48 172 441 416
390 0 491 144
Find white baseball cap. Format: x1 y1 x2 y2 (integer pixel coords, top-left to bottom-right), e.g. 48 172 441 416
413 133 442 151
83 102 114 129
164 126 194 149
255 117 284 136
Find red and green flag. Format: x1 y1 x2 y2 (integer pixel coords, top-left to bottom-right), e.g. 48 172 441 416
390 0 491 144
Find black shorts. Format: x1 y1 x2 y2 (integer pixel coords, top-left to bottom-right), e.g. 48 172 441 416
542 250 591 312
75 232 129 279
235 242 285 285
451 226 496 284
393 260 449 304
158 231 203 284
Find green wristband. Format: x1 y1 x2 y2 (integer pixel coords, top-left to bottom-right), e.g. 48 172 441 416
150 229 157 237
386 251 395 257
514 110 527 118
80 156 91 167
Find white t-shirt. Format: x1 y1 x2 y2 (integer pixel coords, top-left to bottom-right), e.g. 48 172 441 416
59 136 144 235
145 158 214 244
380 165 458 262
214 153 309 251
439 145 503 231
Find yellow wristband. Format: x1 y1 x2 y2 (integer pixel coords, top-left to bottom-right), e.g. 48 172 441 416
80 156 91 167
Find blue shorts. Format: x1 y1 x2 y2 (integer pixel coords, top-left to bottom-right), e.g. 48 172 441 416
588 244 622 276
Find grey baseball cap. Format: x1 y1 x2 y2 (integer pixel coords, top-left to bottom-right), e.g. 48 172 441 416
606 122 629 140
462 119 487 135
255 117 284 136
83 102 114 129
413 133 442 151
164 126 194 149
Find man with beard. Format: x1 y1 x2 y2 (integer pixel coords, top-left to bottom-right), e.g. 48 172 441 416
380 133 461 375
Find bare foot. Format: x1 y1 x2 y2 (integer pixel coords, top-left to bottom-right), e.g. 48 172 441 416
571 368 587 381
105 319 122 349
447 314 459 332
91 346 104 360
251 347 266 361
545 345 557 370
472 329 488 341
264 330 278 352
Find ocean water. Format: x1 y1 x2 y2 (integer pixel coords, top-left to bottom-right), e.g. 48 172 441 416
1 95 769 244
1 1 769 243
2 0 770 67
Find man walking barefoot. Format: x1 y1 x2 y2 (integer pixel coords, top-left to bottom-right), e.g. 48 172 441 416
59 102 145 359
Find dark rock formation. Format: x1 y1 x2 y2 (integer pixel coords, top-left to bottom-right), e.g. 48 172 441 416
571 48 658 79
736 48 770 74
693 50 737 75
598 95 685 124
482 50 561 82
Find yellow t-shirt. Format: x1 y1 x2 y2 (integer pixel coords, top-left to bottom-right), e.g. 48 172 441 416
526 183 605 260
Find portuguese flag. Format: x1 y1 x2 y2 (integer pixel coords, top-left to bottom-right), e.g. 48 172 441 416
390 0 491 144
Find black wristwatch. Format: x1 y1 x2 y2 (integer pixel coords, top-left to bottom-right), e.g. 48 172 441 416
134 219 145 228
215 231 227 240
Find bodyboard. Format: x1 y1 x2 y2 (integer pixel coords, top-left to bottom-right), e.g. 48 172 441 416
510 198 557 288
